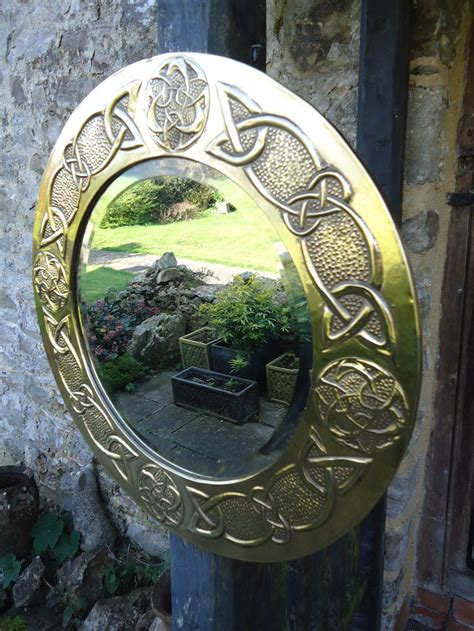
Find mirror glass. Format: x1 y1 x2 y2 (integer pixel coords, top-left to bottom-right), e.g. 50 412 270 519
78 159 312 479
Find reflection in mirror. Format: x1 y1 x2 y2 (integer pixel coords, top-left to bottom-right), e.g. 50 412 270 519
79 160 312 479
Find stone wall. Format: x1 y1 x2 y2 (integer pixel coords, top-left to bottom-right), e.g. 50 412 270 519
267 0 471 627
0 0 170 557
1 0 472 627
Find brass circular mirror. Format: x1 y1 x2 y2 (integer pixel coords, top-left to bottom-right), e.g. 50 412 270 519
33 53 421 561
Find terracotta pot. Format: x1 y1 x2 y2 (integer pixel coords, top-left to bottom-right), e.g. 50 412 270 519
151 569 172 631
0 466 39 559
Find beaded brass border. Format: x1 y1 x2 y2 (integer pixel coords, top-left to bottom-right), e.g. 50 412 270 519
33 53 421 562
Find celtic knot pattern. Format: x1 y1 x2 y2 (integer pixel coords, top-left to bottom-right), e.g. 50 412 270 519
33 252 68 312
147 57 209 151
62 142 92 193
71 384 96 414
40 82 143 256
207 83 395 355
138 465 183 526
249 487 292 544
187 429 370 546
33 55 419 557
315 359 408 454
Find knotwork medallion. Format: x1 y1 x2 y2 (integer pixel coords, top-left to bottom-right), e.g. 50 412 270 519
33 53 420 562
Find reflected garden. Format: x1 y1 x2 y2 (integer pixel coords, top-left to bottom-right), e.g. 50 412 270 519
79 166 312 479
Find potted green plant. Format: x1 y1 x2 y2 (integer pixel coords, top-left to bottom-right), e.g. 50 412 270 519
178 326 223 370
171 367 259 424
266 352 299 406
199 274 291 389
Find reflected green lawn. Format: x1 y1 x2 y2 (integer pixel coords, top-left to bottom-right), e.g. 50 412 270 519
81 266 135 302
92 209 281 272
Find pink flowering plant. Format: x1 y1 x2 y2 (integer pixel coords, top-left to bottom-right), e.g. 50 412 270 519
84 295 159 362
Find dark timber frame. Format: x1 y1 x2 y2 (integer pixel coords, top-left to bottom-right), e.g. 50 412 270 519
157 1 411 628
417 26 474 600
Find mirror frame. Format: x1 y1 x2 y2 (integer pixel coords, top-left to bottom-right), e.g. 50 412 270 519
32 53 421 562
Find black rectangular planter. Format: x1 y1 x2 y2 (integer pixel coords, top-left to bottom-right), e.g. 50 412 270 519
171 367 259 425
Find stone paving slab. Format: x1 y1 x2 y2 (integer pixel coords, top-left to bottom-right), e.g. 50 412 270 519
114 392 163 423
113 370 288 475
170 416 274 461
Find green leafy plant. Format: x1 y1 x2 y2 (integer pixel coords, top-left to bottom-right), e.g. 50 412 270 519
138 559 170 585
0 616 28 631
101 177 223 228
31 513 64 554
46 583 87 629
97 353 149 392
199 274 291 353
103 561 135 595
224 378 240 392
228 353 250 374
103 556 170 595
31 513 80 564
53 530 81 565
0 553 21 589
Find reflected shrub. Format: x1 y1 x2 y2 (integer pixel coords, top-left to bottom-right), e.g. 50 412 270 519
84 295 159 362
97 353 149 392
199 274 291 353
101 177 224 227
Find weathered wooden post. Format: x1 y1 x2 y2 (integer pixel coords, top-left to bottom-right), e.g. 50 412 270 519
156 1 411 630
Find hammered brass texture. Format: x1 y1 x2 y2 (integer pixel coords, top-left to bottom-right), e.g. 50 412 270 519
32 53 421 562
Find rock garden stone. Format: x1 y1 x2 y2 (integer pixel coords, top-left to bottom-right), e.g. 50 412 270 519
12 556 45 608
56 550 108 604
134 609 156 631
149 617 170 631
130 313 185 369
81 588 151 631
194 286 221 302
151 252 177 272
60 465 116 554
156 267 183 284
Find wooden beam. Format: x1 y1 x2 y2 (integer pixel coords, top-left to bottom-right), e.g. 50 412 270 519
353 2 411 628
357 0 411 224
157 0 266 71
157 2 412 629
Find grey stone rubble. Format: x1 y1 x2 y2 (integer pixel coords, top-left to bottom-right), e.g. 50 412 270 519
56 550 108 605
81 587 151 631
12 556 45 608
59 464 117 554
130 313 186 370
115 251 225 336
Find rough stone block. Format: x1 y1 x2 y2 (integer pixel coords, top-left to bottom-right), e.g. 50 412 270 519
12 556 45 608
402 210 440 253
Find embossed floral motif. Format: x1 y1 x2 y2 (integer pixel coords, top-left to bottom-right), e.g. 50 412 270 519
315 359 408 454
33 251 69 312
139 465 184 526
147 57 209 151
